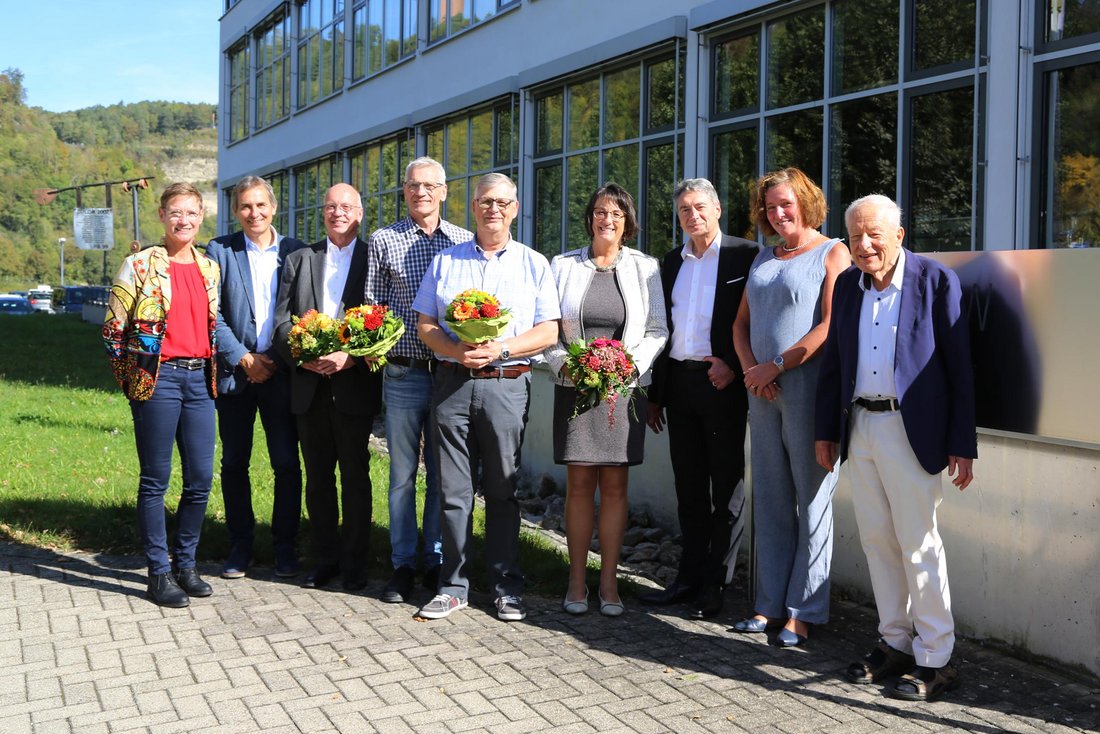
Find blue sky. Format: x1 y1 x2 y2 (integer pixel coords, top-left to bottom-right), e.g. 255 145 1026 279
1 2 221 112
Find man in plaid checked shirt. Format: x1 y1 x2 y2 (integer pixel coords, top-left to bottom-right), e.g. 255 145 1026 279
364 156 473 604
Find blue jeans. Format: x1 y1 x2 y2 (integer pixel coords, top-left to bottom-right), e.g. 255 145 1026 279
383 363 442 570
216 371 301 554
130 363 216 575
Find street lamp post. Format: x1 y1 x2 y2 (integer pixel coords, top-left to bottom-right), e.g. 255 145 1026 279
58 237 66 287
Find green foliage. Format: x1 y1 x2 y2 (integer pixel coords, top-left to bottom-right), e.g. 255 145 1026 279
0 68 217 291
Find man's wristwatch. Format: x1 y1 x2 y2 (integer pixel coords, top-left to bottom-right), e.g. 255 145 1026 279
773 354 786 374
499 340 511 361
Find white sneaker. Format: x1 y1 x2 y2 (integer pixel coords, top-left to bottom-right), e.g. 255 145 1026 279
418 593 467 619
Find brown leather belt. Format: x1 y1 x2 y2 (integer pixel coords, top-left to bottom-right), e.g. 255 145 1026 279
436 361 531 379
388 355 432 370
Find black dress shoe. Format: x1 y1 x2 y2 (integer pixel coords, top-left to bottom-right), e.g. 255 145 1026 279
688 585 724 619
639 581 698 606
148 572 189 608
302 564 340 589
342 568 368 592
174 568 212 597
381 566 415 603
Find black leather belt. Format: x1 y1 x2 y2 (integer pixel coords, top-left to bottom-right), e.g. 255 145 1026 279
163 357 206 370
388 355 432 370
671 359 710 371
436 361 531 379
854 396 900 412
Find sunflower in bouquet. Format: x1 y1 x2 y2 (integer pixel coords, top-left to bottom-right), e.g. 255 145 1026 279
444 288 512 343
564 337 639 427
340 304 405 371
288 309 344 365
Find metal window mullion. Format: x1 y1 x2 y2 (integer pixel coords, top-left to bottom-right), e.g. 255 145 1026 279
896 0 907 204
822 1 834 204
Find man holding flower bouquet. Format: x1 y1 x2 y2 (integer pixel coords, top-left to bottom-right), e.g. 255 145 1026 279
412 173 560 622
273 183 382 593
365 157 473 605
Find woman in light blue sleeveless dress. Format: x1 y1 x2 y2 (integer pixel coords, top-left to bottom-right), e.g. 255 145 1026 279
732 168 851 647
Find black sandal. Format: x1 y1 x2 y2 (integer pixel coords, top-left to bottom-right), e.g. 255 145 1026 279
846 638 916 684
889 663 960 701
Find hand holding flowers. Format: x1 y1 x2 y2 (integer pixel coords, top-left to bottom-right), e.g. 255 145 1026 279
445 288 512 344
340 304 405 371
564 337 639 427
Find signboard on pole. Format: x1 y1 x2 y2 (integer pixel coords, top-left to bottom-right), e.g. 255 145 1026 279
73 208 115 251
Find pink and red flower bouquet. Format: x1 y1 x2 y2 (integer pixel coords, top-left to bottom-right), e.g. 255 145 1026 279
340 304 405 371
564 337 639 426
444 288 512 343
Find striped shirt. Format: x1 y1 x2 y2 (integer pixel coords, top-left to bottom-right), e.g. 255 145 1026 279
364 216 472 360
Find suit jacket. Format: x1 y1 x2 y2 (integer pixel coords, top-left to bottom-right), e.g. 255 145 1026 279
814 249 978 474
649 233 761 405
273 238 382 417
206 230 306 396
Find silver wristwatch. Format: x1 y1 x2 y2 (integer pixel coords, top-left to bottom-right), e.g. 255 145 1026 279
499 340 511 361
773 354 785 374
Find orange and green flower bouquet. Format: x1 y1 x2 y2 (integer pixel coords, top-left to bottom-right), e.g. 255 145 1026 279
444 288 512 343
340 304 405 371
288 309 344 365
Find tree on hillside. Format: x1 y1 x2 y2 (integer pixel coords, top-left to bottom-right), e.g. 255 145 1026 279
0 68 26 106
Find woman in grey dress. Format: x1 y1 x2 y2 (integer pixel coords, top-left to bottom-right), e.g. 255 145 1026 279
731 168 850 646
544 184 667 616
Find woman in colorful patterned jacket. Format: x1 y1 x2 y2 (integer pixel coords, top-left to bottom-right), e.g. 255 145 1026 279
103 182 220 608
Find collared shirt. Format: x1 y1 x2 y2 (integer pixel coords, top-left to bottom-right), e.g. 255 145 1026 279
245 229 281 353
855 248 906 400
322 237 357 319
365 216 473 360
668 233 721 361
412 237 561 365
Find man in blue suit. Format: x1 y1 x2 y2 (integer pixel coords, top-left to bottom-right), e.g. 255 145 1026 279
815 194 977 702
206 176 306 579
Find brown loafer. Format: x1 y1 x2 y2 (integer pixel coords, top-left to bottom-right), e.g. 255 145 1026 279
846 638 916 684
890 663 960 701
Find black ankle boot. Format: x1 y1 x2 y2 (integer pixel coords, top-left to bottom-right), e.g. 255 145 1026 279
148 572 190 608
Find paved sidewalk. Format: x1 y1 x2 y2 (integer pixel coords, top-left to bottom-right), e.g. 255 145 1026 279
1 542 1097 734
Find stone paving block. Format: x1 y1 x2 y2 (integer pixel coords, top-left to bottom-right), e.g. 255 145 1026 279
69 706 142 730
0 712 32 734
105 708 182 731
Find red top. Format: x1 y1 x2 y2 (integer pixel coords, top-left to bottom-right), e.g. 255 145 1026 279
161 261 211 359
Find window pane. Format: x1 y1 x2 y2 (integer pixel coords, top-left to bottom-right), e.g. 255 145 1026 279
430 0 444 41
765 108 823 184
352 6 367 79
368 0 383 73
470 110 493 171
445 176 467 229
603 145 639 200
833 0 898 94
365 145 380 194
426 128 443 162
767 8 824 109
536 93 563 154
472 0 495 24
714 32 759 117
711 127 758 241
535 164 563 257
380 189 397 229
566 152 598 247
381 140 398 191
829 93 897 237
646 143 677 257
914 0 976 70
1046 0 1100 43
1044 62 1100 247
495 105 514 166
403 0 416 56
567 79 600 151
647 57 679 130
451 0 470 35
446 119 468 176
911 85 974 252
604 66 640 144
384 0 400 66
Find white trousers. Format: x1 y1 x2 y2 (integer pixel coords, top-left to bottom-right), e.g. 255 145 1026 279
846 406 954 668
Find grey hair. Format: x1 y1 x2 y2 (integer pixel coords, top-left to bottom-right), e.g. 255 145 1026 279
845 194 902 229
405 156 446 183
473 172 517 200
673 178 720 207
232 175 276 210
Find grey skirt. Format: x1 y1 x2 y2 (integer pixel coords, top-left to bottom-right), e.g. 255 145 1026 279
552 384 647 466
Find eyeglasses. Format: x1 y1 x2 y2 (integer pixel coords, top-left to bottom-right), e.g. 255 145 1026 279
476 197 515 211
592 208 625 221
323 203 362 215
166 210 202 221
404 181 445 193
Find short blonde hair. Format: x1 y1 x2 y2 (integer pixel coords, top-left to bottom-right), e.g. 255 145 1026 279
160 182 204 210
750 168 826 237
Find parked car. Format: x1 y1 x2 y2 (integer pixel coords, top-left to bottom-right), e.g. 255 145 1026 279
27 285 54 314
54 285 110 313
0 295 35 315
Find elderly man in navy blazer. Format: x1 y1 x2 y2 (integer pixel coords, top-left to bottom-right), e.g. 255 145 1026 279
206 176 306 580
815 194 977 702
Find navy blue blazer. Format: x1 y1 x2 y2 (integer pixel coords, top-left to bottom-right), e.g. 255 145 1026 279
814 249 977 474
206 230 306 396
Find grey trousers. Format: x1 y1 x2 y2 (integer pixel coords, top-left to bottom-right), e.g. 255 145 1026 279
431 368 531 599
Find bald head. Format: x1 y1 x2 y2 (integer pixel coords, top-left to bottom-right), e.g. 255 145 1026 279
323 183 363 247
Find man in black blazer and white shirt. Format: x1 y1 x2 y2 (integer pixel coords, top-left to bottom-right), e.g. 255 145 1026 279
273 183 382 592
645 178 760 619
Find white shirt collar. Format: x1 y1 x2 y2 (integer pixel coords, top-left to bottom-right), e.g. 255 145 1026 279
679 232 722 262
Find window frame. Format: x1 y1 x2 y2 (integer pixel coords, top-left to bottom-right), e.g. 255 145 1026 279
254 4 292 131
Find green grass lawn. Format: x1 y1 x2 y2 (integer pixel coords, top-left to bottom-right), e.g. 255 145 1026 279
0 313 572 596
